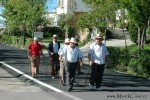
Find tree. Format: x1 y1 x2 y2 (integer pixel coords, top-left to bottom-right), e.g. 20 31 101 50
81 0 121 44
82 0 120 28
0 0 46 46
58 13 82 37
57 0 77 38
121 0 150 49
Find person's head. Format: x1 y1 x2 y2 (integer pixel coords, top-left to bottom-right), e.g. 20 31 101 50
95 34 103 45
64 38 70 45
52 34 58 42
69 37 77 48
33 37 38 43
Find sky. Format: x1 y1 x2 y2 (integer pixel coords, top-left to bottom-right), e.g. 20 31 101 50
0 6 5 26
46 0 57 12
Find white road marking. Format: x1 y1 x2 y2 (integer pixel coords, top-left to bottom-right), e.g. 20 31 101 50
0 62 83 100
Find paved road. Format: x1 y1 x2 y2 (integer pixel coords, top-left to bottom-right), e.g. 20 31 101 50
0 43 150 100
0 64 73 100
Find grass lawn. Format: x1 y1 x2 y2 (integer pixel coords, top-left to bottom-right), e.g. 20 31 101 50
42 38 64 43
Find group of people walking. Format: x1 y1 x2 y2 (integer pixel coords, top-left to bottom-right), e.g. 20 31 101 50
27 33 109 92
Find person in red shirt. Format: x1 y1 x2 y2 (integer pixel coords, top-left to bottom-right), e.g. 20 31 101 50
28 37 43 77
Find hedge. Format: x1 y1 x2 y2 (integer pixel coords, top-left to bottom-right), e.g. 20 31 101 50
0 35 32 49
107 46 150 77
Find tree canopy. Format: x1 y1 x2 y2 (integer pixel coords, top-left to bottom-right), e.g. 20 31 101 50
80 0 150 49
0 0 46 37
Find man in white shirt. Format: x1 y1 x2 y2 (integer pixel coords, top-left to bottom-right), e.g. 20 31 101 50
88 33 109 91
59 37 83 92
58 38 70 85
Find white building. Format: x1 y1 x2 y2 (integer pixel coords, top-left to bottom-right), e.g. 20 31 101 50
56 0 90 26
45 11 57 26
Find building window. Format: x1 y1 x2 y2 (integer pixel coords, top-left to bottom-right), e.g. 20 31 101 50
59 0 64 7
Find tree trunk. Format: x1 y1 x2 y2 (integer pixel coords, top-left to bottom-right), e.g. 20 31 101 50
32 24 35 39
138 27 141 49
141 26 146 49
23 22 26 47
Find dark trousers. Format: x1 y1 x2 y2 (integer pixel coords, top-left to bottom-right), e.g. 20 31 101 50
66 62 77 89
50 53 60 77
90 63 105 88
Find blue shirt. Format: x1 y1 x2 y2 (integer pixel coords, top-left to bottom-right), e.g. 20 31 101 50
53 41 59 53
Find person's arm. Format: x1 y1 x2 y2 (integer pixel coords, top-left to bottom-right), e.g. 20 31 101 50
59 54 63 61
78 48 83 67
59 46 66 61
40 50 43 58
47 43 53 56
88 46 93 67
88 53 93 67
27 49 31 58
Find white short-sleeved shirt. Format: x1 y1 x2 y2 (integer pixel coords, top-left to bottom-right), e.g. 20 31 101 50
58 44 67 60
61 46 83 63
88 43 109 64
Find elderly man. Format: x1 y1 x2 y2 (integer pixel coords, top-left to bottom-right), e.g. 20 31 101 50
59 37 83 92
88 34 109 91
48 34 60 79
58 38 70 85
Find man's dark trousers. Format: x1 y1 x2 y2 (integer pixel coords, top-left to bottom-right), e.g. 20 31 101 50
90 63 105 88
50 53 60 77
66 62 77 90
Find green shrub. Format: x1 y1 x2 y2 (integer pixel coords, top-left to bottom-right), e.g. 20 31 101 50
11 36 17 46
128 22 138 44
106 29 113 38
146 36 150 44
127 49 150 77
146 29 150 34
25 38 32 49
17 37 24 47
107 47 121 68
137 50 150 77
108 45 150 78
0 36 1 42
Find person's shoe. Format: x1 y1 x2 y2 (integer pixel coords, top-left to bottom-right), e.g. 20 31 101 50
68 87 72 92
73 82 79 86
32 74 35 78
60 76 63 84
78 72 84 75
96 87 103 91
62 83 67 86
89 84 95 90
52 76 55 79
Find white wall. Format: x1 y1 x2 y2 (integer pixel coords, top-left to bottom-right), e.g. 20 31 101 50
75 0 90 12
57 0 89 14
57 0 68 14
56 0 90 26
